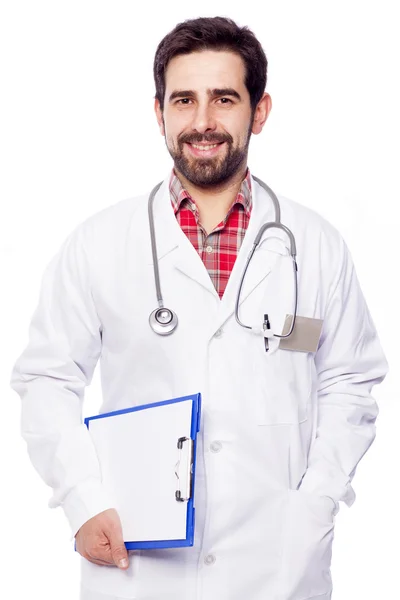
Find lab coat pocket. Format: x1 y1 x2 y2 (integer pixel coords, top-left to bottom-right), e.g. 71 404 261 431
276 489 336 599
253 345 312 425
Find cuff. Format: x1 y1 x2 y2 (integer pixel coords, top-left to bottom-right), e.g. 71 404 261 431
59 478 117 540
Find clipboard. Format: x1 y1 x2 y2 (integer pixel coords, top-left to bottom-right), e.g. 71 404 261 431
83 393 201 550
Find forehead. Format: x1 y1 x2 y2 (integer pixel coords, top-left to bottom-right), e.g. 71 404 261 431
165 50 247 94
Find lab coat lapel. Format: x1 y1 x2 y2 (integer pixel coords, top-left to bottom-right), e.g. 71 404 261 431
148 174 218 298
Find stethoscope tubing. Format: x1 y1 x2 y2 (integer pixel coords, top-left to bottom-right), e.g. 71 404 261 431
148 176 298 338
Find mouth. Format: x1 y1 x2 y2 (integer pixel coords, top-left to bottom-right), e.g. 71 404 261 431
185 141 226 158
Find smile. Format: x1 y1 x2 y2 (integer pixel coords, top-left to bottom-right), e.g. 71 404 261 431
185 142 225 157
191 143 219 150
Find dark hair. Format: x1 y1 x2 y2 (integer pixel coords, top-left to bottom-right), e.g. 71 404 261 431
153 16 268 114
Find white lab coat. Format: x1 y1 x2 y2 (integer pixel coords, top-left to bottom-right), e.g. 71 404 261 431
10 173 388 600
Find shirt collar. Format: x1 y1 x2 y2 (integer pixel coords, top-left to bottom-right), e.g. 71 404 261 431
169 167 253 219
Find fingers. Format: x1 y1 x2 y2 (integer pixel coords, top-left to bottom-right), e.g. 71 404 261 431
108 521 129 569
85 552 115 567
75 508 129 569
80 534 123 568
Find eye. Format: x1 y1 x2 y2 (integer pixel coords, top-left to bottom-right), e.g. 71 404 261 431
175 97 233 105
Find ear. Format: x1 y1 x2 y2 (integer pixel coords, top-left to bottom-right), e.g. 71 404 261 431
154 98 165 136
251 93 272 135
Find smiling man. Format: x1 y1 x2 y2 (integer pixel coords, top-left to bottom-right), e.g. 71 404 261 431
10 15 387 600
159 51 257 187
155 49 264 239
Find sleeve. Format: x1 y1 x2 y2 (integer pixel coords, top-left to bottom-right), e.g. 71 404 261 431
9 223 116 538
298 233 388 507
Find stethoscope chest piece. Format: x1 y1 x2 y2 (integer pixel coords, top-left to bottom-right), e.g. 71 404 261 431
149 307 178 335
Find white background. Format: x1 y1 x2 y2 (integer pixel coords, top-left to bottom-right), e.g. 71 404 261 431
1 1 398 598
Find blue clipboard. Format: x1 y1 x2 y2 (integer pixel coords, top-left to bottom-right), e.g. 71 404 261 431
83 393 201 550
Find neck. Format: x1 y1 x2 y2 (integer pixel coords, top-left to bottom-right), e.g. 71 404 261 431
174 164 249 234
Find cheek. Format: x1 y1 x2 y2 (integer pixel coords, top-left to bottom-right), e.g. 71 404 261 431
166 133 179 150
237 127 252 147
164 125 181 148
164 111 194 138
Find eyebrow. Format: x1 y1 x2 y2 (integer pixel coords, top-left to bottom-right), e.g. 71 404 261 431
168 88 242 103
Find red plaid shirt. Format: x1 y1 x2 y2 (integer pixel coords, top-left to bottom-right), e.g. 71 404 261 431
169 168 253 298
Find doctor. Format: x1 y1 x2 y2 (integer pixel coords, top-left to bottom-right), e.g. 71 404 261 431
10 15 388 600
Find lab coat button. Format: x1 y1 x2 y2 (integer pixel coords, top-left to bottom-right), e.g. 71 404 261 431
214 328 223 338
210 440 222 453
204 554 216 566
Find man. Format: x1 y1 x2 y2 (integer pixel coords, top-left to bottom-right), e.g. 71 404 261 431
10 16 387 600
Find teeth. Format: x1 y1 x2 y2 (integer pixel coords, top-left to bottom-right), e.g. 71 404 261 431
191 143 219 150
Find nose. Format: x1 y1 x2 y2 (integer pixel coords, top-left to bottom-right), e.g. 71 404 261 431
190 103 217 136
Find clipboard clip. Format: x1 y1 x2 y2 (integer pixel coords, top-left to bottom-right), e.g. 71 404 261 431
174 436 194 502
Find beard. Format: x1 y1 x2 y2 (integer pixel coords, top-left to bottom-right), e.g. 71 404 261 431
164 123 253 188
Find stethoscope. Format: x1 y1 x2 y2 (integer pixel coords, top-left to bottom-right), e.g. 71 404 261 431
148 176 298 351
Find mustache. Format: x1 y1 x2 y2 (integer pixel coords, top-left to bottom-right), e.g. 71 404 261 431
179 133 232 145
